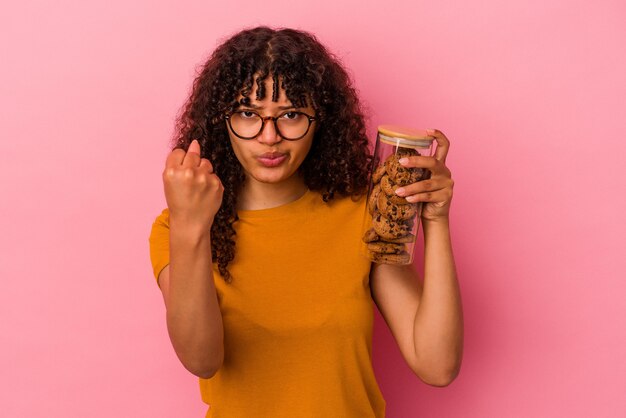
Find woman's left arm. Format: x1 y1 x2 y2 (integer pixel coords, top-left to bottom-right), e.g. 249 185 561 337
369 129 463 386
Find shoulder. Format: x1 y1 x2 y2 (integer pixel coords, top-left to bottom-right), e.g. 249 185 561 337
148 208 171 283
149 208 170 247
152 207 170 227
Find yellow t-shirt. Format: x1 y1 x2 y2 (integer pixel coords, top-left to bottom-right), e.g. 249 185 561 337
148 189 386 418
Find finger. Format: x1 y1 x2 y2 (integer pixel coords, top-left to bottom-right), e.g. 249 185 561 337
398 155 438 170
165 148 186 168
182 139 201 167
399 155 451 179
394 178 451 197
199 158 214 174
427 129 450 164
404 188 451 204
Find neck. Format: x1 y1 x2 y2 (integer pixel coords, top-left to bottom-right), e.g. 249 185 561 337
237 174 309 210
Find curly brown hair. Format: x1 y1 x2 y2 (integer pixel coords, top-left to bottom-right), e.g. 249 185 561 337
170 26 372 283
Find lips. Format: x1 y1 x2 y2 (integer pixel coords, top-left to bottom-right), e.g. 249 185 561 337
259 152 286 159
257 152 287 167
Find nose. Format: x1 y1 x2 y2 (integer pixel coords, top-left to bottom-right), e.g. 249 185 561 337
256 118 282 145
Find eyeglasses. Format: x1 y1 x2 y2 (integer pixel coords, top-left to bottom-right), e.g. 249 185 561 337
225 110 316 141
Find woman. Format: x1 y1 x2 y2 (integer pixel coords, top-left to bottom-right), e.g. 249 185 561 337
149 26 462 418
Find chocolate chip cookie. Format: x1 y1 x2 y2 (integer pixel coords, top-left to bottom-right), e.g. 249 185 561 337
372 163 386 184
372 212 412 240
368 183 381 216
377 190 417 221
384 148 423 186
362 228 379 243
369 251 411 265
380 174 410 205
385 233 416 244
367 241 406 254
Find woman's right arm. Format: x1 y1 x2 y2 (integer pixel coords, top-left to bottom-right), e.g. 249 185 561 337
160 139 225 379
159 223 224 379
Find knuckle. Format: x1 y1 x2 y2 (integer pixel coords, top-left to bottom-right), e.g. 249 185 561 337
167 149 184 162
162 167 177 179
209 175 221 188
171 149 184 157
196 174 208 185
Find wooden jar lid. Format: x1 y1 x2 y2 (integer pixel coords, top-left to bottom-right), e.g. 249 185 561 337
377 125 434 148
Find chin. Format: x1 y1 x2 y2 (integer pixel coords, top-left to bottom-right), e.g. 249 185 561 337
249 168 292 184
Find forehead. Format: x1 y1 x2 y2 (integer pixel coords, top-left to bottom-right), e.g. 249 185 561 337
236 73 312 109
247 77 289 103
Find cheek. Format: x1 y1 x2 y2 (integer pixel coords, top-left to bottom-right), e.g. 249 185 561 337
228 137 248 165
295 138 314 163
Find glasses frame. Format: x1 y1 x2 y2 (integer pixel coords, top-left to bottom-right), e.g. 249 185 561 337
225 110 316 141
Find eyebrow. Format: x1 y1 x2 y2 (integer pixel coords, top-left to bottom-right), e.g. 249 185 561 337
240 103 298 110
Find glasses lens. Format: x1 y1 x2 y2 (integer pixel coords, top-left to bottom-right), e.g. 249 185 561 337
228 111 313 140
276 112 311 140
229 111 263 138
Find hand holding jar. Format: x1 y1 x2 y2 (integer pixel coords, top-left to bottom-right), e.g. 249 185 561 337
362 126 454 264
393 129 454 223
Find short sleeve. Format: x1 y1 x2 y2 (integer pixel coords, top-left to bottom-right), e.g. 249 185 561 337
148 208 170 287
359 193 374 238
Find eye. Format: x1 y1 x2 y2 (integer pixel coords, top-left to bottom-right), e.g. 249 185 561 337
281 111 301 120
240 111 257 119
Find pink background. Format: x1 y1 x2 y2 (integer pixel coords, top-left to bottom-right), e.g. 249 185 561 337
1 0 625 416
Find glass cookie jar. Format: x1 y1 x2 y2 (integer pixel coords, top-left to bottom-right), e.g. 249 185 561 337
361 125 435 265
